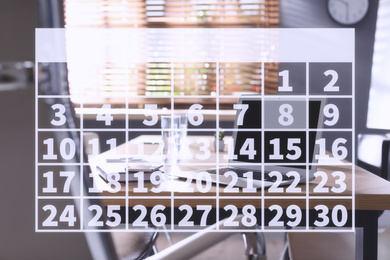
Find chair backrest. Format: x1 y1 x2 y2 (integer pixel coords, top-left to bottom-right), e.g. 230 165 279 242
357 133 390 180
37 0 120 258
381 139 390 181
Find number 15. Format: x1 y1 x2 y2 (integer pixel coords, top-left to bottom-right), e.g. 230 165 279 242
269 138 302 160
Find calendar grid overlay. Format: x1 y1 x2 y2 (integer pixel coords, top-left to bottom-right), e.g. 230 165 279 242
36 66 355 232
36 28 355 233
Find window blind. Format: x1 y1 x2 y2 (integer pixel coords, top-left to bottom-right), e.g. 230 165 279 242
64 0 279 106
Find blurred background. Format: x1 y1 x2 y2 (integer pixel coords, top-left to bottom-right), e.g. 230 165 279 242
1 0 389 259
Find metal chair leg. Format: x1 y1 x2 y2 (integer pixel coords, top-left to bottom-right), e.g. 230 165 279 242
242 230 267 260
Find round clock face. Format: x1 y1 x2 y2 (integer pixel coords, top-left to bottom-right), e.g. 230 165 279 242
327 0 369 25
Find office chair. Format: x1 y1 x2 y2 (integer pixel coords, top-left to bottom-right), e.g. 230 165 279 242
357 133 390 181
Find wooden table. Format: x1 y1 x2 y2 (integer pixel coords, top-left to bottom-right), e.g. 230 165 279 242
92 135 390 259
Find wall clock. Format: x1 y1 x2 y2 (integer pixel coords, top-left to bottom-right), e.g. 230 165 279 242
327 0 369 25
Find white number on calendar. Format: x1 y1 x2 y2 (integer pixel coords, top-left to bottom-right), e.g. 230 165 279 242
143 104 158 126
136 142 164 157
269 138 302 160
88 172 102 193
89 172 121 193
268 205 302 227
313 171 346 193
268 171 301 193
278 104 294 126
88 205 121 227
223 205 257 227
133 205 166 227
315 138 348 160
188 104 204 126
178 205 212 227
106 172 121 193
224 171 257 193
323 70 339 92
177 171 211 193
196 171 213 193
96 104 114 125
87 138 99 158
42 205 77 227
224 138 258 161
134 171 166 193
43 171 75 193
196 138 211 160
323 104 339 126
314 205 348 227
137 142 165 158
224 138 238 160
278 70 293 92
43 138 76 160
87 137 117 159
234 104 249 126
240 138 257 159
50 103 66 126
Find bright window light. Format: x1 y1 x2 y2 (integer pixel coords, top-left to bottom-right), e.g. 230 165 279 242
367 0 390 129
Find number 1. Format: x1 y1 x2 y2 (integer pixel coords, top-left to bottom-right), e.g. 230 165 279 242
278 70 293 92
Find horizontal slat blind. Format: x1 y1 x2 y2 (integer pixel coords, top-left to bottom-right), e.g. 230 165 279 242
64 0 279 106
145 0 279 27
